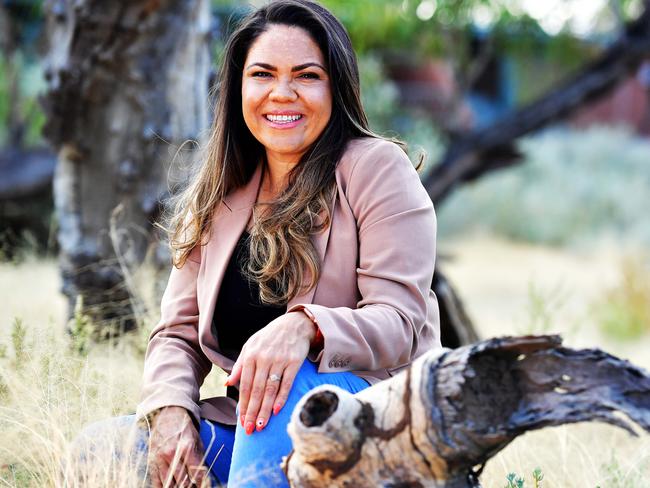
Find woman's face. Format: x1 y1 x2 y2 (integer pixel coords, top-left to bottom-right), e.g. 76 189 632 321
242 24 332 165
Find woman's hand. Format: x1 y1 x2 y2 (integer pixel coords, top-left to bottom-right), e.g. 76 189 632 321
147 406 208 488
226 311 316 434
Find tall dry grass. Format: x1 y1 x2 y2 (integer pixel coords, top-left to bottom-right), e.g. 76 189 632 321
1 243 650 487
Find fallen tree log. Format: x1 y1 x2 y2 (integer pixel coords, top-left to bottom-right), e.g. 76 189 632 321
284 335 650 487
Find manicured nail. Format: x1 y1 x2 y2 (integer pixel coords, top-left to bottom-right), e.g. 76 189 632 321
273 404 282 415
240 415 245 427
256 418 265 431
245 421 254 435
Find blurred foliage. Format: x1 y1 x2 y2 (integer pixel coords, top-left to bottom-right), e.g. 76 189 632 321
3 0 644 149
0 0 46 148
437 125 650 247
3 0 649 254
357 54 444 168
1 0 43 56
0 52 46 147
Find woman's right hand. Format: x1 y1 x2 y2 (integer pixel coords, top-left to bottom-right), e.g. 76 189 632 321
148 406 208 487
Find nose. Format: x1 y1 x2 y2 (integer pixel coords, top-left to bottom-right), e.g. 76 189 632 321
269 78 298 102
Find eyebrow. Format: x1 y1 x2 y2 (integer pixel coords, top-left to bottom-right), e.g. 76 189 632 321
245 62 327 72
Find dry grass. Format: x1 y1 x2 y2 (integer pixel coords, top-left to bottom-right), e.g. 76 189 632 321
1 237 650 487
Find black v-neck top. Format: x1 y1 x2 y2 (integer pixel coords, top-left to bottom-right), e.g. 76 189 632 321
211 230 286 361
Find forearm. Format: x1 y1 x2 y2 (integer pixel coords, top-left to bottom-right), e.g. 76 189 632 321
138 322 212 426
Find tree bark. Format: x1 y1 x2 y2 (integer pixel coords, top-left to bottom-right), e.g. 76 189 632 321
284 335 650 487
425 0 650 205
41 0 210 333
434 269 479 348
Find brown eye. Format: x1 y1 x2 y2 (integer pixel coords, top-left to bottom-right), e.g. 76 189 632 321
299 72 320 79
252 71 272 78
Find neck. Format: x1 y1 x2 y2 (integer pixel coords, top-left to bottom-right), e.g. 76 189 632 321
263 151 301 194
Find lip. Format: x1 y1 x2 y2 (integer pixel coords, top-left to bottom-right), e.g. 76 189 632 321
262 112 305 129
265 110 303 116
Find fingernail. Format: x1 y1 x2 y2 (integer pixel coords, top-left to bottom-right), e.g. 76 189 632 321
256 418 265 431
273 404 282 415
245 421 254 435
240 415 245 427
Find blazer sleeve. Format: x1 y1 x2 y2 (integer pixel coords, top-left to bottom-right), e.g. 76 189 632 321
288 139 437 372
136 245 212 426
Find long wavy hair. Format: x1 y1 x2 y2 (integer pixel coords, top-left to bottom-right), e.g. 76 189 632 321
167 0 384 304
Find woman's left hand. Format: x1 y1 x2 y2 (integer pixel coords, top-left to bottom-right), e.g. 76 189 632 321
225 311 316 434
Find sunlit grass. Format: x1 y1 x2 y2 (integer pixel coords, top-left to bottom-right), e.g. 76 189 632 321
1 247 649 487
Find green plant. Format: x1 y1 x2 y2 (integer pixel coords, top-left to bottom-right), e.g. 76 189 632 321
11 317 27 370
503 468 544 488
68 296 94 356
597 454 645 487
592 254 650 341
504 472 525 488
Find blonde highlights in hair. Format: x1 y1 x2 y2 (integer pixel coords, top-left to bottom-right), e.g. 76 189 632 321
164 0 384 305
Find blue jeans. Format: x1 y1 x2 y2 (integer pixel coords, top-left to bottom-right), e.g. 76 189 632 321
202 360 369 486
78 360 368 487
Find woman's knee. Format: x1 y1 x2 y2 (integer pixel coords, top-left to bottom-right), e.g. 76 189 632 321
69 415 149 484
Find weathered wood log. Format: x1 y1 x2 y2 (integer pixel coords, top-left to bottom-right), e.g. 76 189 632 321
284 335 650 487
41 0 210 333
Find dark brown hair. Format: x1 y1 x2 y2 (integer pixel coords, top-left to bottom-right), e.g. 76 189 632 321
168 0 380 304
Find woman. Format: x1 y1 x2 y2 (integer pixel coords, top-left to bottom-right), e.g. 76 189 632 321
138 0 441 486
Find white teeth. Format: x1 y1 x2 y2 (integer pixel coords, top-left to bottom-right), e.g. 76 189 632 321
266 114 302 123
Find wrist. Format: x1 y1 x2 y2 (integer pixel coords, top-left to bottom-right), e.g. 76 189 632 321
298 307 323 349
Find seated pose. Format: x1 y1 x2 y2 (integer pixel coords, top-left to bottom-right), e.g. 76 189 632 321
136 0 441 486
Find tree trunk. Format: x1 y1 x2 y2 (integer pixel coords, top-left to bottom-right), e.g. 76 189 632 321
284 335 650 487
41 0 210 333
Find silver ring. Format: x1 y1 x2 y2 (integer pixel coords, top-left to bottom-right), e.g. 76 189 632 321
268 373 282 383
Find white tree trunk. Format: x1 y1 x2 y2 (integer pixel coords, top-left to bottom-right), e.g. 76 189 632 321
42 0 211 333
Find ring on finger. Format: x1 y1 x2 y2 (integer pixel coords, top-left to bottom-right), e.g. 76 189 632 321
268 373 282 383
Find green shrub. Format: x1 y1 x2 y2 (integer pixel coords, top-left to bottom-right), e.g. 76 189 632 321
437 125 650 247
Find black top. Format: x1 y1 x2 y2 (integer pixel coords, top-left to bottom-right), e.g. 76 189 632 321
211 230 286 361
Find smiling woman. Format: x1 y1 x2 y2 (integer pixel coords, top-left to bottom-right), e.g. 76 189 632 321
75 1 441 487
242 26 332 168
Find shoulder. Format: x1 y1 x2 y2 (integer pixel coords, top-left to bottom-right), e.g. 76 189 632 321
337 137 410 177
336 137 420 195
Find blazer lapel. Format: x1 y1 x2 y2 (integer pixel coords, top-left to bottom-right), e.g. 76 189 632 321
198 165 262 355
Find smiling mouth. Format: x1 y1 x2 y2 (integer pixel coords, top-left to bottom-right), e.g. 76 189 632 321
265 114 303 124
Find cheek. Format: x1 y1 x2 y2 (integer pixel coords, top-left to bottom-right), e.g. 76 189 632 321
320 90 333 126
241 87 260 128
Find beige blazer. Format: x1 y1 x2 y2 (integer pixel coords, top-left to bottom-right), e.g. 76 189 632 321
137 137 441 425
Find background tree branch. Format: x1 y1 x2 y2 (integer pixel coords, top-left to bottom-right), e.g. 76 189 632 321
425 0 650 205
